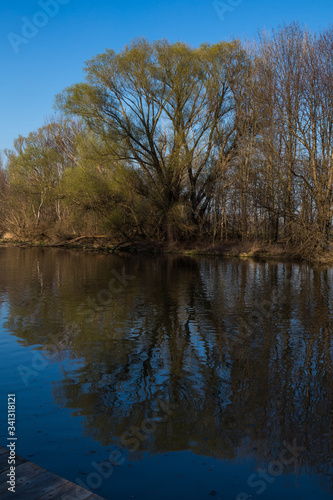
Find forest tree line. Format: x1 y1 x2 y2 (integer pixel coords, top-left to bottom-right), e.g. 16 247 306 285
1 23 333 257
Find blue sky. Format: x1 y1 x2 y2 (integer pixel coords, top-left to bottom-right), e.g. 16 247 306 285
0 0 332 155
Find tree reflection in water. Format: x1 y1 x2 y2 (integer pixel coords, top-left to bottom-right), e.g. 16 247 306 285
1 248 333 495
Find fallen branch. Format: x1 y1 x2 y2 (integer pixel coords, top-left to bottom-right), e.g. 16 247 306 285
109 240 137 253
53 235 108 247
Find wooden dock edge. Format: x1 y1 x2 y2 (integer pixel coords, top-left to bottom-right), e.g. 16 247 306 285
0 446 106 500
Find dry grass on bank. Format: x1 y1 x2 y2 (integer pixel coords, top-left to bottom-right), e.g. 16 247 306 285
1 235 333 264
163 240 296 259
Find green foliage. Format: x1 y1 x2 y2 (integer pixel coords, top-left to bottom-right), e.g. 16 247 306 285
4 119 81 237
55 38 246 240
3 28 333 253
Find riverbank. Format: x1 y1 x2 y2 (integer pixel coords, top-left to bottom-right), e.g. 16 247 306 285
1 235 331 264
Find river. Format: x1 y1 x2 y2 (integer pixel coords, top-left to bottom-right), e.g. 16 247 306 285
0 248 332 499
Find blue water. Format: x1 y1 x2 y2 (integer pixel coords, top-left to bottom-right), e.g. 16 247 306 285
0 248 332 499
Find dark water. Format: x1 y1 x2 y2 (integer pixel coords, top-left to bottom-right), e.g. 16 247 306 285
0 248 333 500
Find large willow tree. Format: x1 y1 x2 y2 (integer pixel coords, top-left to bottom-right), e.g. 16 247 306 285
56 38 249 240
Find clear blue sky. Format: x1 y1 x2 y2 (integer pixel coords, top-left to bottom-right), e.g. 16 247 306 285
0 0 332 155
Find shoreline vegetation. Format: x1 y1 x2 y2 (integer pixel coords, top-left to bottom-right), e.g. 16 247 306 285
2 24 333 264
1 235 332 265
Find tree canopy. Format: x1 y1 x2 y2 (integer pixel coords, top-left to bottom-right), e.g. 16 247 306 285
3 26 333 258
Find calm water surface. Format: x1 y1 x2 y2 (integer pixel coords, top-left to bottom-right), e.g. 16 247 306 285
0 248 333 499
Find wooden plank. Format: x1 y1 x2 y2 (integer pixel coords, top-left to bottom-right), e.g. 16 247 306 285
0 461 44 493
35 482 90 499
0 447 26 474
0 446 106 500
1 470 67 500
15 461 46 485
0 450 9 472
0 454 25 474
36 481 105 499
